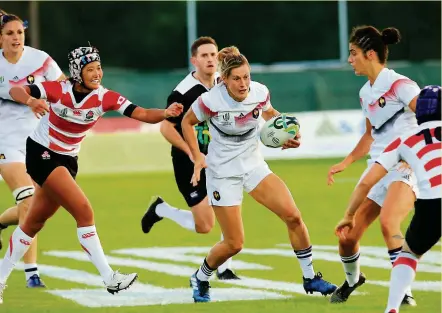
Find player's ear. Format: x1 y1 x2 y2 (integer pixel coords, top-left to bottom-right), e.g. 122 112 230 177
190 56 197 67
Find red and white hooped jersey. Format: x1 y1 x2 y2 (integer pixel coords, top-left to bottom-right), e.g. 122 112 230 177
0 46 62 149
359 68 421 164
376 121 442 199
192 81 271 177
31 80 132 156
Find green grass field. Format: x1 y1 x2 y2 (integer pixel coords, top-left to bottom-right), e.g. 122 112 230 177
0 158 440 313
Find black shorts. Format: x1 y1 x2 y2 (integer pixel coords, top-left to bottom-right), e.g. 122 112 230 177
406 198 441 256
26 137 79 187
172 155 207 207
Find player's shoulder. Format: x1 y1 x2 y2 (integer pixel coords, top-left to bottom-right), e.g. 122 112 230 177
382 68 416 87
24 46 50 62
248 81 269 102
174 72 201 95
359 81 371 98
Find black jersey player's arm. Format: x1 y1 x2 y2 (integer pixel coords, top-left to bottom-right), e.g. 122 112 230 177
160 91 193 157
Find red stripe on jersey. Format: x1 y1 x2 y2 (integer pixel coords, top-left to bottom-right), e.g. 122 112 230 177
429 175 441 188
424 158 441 171
49 128 85 145
49 141 75 152
49 107 97 134
417 143 441 159
198 97 216 118
393 256 417 271
8 57 53 86
383 138 402 153
405 128 436 148
41 81 64 104
258 93 270 108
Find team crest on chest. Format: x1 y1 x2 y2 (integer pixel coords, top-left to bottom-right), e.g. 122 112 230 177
252 108 259 119
378 96 386 108
27 75 35 84
85 110 95 121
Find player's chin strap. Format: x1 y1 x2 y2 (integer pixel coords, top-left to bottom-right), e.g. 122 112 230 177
13 186 35 204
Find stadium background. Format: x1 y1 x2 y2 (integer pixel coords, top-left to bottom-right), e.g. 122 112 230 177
0 1 441 312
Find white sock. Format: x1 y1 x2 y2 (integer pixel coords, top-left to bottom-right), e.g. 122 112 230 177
341 251 360 287
155 202 196 232
294 245 315 279
217 233 233 274
0 227 33 284
388 247 413 297
385 252 418 313
24 263 39 280
196 258 214 281
77 225 113 283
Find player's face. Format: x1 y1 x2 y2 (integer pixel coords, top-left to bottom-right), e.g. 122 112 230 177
0 20 25 54
348 43 370 76
192 44 218 75
81 61 103 90
224 64 251 102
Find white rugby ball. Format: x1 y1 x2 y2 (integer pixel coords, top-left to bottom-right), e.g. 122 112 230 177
260 113 300 148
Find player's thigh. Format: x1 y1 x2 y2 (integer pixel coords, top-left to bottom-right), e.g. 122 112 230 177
380 178 416 224
21 184 60 235
43 167 94 225
405 198 441 256
0 157 33 192
247 167 299 220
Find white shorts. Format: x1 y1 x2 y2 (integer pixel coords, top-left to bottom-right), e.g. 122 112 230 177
0 146 26 165
206 164 273 206
359 162 419 207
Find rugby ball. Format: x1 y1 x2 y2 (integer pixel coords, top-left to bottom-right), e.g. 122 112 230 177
260 113 300 148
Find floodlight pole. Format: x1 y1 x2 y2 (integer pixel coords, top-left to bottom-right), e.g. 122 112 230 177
186 0 197 71
338 0 349 63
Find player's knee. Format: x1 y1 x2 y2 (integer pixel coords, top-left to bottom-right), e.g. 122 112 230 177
225 238 244 255
282 210 303 229
339 233 359 250
74 202 95 226
13 186 34 205
195 222 213 234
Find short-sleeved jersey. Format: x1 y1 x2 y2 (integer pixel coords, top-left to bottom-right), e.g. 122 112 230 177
376 121 441 199
30 80 131 156
192 81 271 178
166 71 219 157
0 46 63 149
359 68 421 163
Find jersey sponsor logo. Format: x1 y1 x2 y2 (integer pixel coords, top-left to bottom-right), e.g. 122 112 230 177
27 75 35 84
223 113 230 121
73 109 82 116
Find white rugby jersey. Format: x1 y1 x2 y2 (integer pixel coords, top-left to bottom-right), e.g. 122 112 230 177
0 46 63 149
376 121 441 199
192 81 271 177
359 68 421 163
31 80 131 156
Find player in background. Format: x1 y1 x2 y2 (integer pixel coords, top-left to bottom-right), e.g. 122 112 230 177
335 85 441 313
140 36 239 280
327 25 420 305
0 11 65 287
0 46 183 304
182 46 337 302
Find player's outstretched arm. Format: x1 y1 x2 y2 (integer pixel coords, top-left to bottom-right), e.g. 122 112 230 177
10 85 49 118
182 108 206 186
328 118 374 185
129 102 183 124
